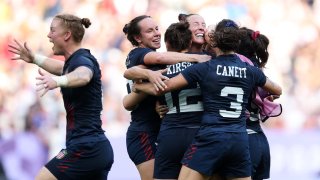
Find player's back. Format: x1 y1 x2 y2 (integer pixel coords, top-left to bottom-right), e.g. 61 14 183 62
160 61 203 131
182 54 266 133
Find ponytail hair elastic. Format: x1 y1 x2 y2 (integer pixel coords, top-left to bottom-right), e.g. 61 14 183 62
252 31 260 41
225 20 238 28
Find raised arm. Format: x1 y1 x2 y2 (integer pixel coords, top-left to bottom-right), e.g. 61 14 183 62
144 51 211 65
8 39 64 75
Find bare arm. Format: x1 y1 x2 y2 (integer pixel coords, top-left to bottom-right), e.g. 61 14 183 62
124 66 169 91
135 73 189 96
262 78 282 96
144 51 211 65
34 55 64 75
8 39 64 75
122 92 148 111
63 66 93 87
36 66 93 97
124 65 154 80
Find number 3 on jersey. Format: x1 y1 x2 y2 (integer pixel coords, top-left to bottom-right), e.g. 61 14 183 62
219 86 244 118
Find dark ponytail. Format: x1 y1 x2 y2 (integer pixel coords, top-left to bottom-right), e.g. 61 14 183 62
238 27 269 68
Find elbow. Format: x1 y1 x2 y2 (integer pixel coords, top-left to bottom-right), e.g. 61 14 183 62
82 76 91 85
122 98 135 111
276 87 282 96
123 70 130 79
123 104 135 111
264 79 283 97
272 83 282 96
75 75 91 86
123 105 134 111
79 69 92 85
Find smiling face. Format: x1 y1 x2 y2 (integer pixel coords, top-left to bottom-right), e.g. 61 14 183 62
47 18 68 55
187 15 206 46
134 17 161 50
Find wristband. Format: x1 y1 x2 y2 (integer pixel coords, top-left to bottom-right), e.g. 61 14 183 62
52 75 68 87
34 54 47 66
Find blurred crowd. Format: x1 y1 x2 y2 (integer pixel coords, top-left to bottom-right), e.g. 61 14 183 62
0 0 319 179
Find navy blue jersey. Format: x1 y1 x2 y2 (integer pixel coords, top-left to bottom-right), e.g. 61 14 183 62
246 96 263 134
181 54 266 133
125 47 162 131
246 57 263 133
61 49 106 147
160 61 203 131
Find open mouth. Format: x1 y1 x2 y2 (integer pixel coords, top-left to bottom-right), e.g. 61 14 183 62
195 33 204 38
49 40 55 50
153 38 161 43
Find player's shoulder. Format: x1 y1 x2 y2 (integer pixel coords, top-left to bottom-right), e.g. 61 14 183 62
127 47 154 61
69 49 93 63
130 47 154 54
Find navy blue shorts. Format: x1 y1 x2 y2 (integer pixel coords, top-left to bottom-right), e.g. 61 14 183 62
45 139 114 180
182 129 251 178
126 130 158 165
249 132 270 180
154 128 199 179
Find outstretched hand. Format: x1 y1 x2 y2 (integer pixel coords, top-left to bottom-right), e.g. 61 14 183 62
36 68 58 97
147 68 169 91
8 39 35 63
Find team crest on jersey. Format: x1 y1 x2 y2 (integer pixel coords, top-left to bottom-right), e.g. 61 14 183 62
56 149 68 159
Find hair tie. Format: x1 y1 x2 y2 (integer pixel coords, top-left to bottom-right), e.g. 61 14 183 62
252 31 260 41
225 20 238 28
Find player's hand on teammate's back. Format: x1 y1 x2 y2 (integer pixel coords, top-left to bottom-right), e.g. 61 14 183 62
8 39 35 64
36 68 58 97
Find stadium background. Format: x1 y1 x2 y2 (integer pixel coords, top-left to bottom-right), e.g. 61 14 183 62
0 0 319 179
